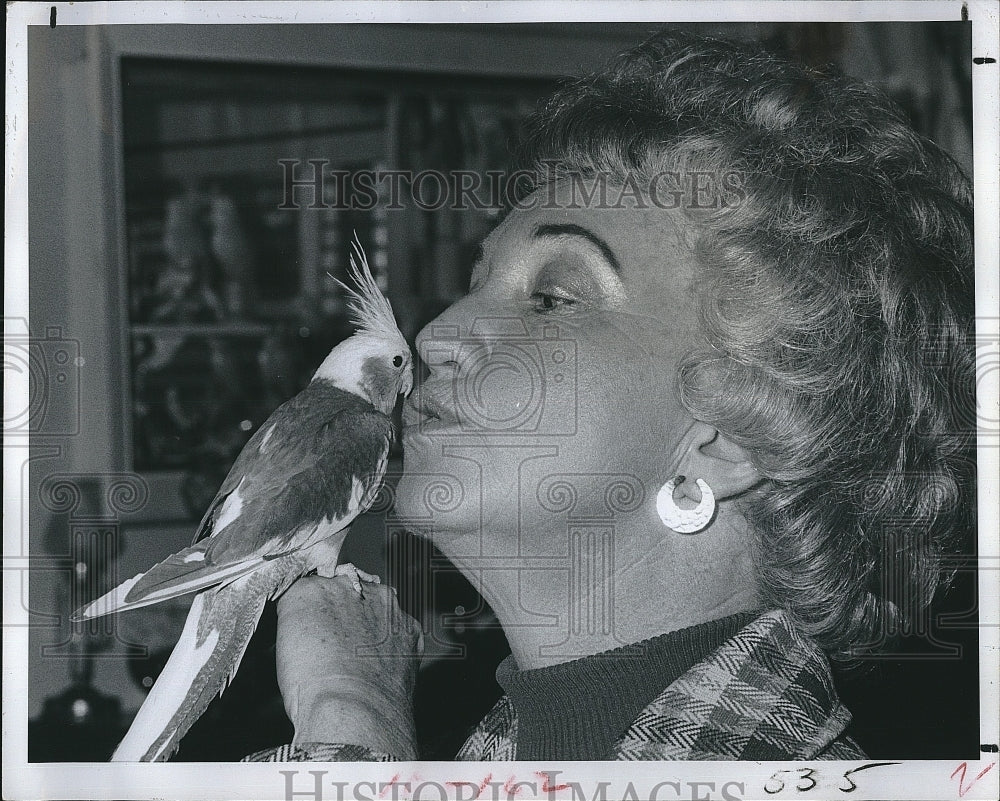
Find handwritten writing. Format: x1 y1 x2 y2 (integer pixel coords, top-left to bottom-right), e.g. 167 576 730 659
951 761 997 798
763 763 899 795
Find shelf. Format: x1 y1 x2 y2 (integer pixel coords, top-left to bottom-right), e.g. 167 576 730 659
130 323 276 337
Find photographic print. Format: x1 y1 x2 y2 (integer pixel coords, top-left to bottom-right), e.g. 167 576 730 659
4 2 998 800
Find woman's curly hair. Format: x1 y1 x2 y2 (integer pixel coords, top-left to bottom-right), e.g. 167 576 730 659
517 30 976 658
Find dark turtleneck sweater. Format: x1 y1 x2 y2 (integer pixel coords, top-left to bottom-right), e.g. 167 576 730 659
494 610 760 761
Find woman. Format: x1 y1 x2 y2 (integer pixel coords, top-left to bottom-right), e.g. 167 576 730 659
255 30 975 761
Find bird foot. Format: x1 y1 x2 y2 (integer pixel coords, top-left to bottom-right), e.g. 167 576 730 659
331 562 381 596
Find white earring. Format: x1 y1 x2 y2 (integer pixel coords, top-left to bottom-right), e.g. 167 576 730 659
656 476 715 534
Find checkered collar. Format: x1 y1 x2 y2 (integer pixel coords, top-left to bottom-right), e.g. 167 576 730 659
459 610 863 761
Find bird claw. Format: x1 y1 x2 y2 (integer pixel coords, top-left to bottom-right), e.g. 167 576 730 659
333 562 381 596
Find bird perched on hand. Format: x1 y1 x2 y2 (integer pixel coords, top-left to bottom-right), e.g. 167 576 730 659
73 237 413 761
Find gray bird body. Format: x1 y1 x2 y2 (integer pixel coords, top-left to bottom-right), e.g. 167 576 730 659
99 384 391 761
74 240 412 761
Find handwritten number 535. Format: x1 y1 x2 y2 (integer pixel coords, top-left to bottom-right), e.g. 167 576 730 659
764 763 900 795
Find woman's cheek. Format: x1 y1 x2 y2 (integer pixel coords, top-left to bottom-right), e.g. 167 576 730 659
394 313 682 542
569 327 688 476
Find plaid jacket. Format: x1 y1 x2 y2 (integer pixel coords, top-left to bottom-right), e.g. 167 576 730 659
247 609 865 762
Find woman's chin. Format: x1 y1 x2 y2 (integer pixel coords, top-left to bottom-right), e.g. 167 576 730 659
394 456 475 534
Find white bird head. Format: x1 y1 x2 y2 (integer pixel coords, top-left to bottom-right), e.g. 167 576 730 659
313 236 414 415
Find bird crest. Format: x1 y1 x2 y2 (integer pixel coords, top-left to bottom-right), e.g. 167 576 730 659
332 234 404 343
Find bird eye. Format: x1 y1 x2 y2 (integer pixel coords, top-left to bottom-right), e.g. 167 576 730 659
393 355 403 367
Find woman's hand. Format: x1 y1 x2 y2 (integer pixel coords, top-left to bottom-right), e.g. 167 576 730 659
276 574 423 759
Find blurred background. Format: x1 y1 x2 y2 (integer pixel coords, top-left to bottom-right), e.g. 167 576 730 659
25 21 976 761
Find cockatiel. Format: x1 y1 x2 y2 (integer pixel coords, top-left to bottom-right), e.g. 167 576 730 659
73 238 413 761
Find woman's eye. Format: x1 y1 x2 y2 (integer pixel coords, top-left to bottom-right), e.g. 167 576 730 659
530 260 598 313
530 290 577 312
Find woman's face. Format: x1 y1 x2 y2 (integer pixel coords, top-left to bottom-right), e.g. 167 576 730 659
396 180 705 561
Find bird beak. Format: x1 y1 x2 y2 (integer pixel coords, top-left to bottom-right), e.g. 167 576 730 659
401 370 414 397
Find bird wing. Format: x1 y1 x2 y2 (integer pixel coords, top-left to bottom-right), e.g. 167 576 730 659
74 385 393 621
359 437 390 513
199 386 393 564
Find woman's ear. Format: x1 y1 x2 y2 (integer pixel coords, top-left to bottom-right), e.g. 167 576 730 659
673 421 762 501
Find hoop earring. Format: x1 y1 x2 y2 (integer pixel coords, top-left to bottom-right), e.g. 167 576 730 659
656 476 715 534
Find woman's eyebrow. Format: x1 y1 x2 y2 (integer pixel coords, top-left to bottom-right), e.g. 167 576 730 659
532 223 622 274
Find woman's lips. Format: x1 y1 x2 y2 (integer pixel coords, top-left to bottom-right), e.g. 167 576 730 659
403 384 462 433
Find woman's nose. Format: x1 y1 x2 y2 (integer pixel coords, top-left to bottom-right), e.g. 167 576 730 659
415 293 496 376
414 295 576 435
417 299 540 376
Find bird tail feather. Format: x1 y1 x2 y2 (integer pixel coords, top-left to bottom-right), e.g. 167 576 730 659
72 542 263 622
111 576 268 762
